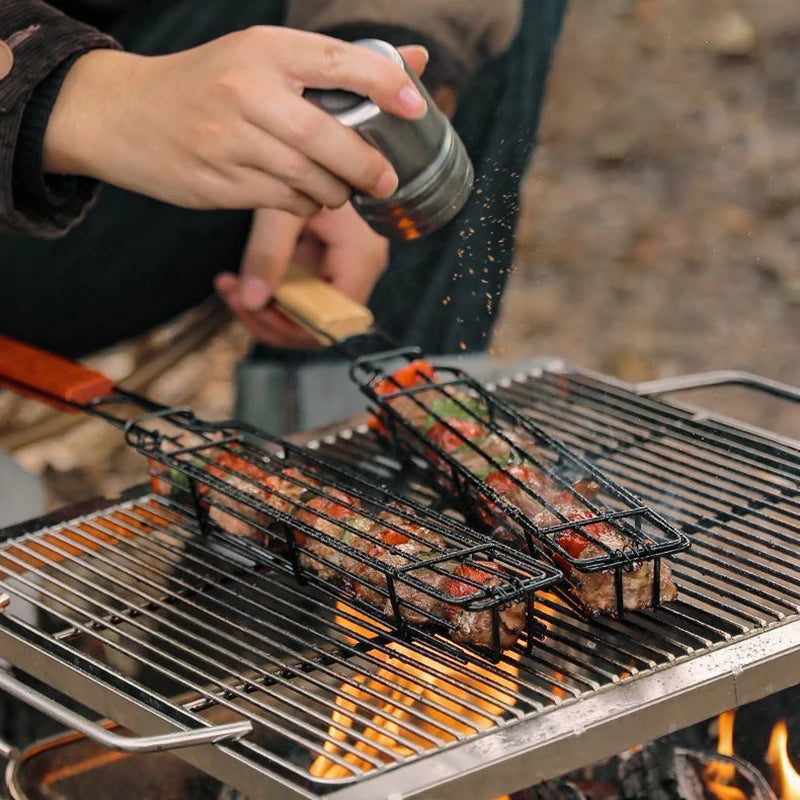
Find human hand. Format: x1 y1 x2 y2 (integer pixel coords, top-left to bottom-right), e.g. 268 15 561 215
42 30 429 215
214 202 389 348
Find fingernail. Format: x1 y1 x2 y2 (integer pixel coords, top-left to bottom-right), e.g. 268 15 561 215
240 276 270 311
374 169 399 198
398 85 427 117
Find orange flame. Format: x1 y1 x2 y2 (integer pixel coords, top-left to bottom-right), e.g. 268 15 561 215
705 710 747 800
309 601 520 800
767 720 800 799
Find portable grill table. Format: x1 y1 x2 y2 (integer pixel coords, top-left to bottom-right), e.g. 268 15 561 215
3 359 800 800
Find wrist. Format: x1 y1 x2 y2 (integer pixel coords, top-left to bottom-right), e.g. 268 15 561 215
42 49 144 178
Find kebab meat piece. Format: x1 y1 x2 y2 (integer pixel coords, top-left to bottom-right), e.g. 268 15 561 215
532 502 677 614
149 437 527 649
372 360 678 616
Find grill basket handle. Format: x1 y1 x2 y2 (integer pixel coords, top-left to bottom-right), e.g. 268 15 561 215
0 669 252 754
273 263 375 344
636 370 800 405
0 335 115 410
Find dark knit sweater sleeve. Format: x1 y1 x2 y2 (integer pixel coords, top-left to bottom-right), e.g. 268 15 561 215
0 1 120 238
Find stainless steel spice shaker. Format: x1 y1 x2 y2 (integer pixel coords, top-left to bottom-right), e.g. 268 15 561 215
304 39 474 240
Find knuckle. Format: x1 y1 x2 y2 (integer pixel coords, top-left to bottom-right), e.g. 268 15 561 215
236 25 272 52
327 184 352 209
301 199 323 217
187 166 227 209
319 41 346 80
277 188 319 217
289 110 323 145
192 121 240 168
281 152 312 184
208 68 247 109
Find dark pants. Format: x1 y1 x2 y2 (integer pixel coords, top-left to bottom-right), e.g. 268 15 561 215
0 0 565 360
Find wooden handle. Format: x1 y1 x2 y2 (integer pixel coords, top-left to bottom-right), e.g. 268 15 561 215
273 264 374 344
0 336 115 409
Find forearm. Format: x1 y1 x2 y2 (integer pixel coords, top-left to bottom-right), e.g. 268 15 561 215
0 0 119 237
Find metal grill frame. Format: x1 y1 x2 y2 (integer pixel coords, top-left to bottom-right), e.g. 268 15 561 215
3 358 800 800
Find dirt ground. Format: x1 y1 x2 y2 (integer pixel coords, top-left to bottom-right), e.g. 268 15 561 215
492 0 800 436
3 0 800 506
495 0 800 380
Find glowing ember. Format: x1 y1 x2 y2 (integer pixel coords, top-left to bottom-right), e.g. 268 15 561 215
767 720 800 799
705 710 747 800
310 601 520 795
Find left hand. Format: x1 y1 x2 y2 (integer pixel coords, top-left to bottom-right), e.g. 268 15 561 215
215 202 389 348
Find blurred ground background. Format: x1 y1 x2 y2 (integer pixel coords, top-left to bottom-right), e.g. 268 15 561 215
2 0 799 509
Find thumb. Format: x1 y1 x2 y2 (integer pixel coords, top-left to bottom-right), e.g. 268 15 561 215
239 209 305 311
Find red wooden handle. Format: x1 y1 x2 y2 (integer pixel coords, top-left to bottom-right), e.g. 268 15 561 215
0 336 115 407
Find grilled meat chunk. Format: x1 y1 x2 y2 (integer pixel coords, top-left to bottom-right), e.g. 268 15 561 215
443 564 526 650
148 433 281 544
534 503 678 615
355 547 526 648
387 389 443 432
203 452 281 543
294 489 370 582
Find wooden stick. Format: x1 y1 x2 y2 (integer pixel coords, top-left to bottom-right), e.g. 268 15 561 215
273 265 374 344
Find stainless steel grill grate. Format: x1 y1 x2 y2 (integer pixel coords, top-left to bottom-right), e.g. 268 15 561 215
3 361 800 800
493 367 800 629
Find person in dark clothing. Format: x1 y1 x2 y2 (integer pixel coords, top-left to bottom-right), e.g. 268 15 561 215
0 0 564 361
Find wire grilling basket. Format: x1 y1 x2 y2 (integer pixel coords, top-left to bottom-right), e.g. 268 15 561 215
352 348 691 616
0 336 560 660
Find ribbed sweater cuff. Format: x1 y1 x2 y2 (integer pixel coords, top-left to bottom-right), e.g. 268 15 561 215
12 50 98 218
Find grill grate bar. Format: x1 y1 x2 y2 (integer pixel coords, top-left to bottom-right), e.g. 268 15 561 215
496 375 800 615
493 402 787 517
42 523 467 753
119 502 548 714
0 563 369 781
353 354 689 575
82 510 520 732
128 501 583 708
533 603 656 672
499 374 800 488
0 537 399 772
